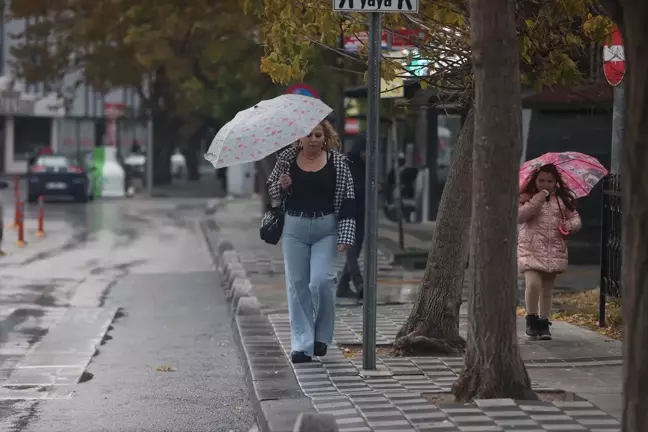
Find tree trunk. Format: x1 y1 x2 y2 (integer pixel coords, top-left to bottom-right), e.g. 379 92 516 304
618 1 648 429
393 108 474 355
452 0 535 401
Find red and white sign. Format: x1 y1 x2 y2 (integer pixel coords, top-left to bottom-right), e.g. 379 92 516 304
603 27 625 86
345 118 360 135
344 28 426 52
345 32 388 52
391 28 427 48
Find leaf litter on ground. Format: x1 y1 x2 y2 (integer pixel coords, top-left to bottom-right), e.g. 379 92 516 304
517 288 622 340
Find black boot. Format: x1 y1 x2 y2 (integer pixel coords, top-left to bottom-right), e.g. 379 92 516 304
525 314 539 339
537 318 552 340
314 342 327 357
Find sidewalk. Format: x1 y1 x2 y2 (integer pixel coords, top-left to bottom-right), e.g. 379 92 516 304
204 198 623 431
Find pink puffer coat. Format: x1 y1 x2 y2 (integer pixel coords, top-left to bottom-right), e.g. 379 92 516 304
518 192 581 274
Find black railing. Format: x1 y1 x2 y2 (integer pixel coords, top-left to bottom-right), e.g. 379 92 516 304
599 174 622 327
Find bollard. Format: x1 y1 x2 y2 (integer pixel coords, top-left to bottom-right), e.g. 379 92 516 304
16 201 25 247
12 202 19 229
10 176 20 229
36 195 45 238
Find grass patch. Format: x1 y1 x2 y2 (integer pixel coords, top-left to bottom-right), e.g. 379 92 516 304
516 289 623 340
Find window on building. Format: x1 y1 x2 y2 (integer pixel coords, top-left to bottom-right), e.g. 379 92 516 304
14 117 51 161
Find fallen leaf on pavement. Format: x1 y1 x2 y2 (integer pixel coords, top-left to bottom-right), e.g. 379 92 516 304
156 365 175 372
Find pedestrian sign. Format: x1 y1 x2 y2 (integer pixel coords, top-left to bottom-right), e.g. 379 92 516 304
333 0 419 13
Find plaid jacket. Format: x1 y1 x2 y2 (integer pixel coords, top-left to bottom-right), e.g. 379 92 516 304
266 145 356 246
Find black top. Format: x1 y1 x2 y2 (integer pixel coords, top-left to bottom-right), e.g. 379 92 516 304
285 152 336 217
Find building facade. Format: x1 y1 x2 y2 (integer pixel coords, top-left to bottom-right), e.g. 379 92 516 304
0 10 147 174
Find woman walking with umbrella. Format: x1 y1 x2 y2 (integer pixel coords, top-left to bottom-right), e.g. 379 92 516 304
518 152 607 341
267 121 355 363
205 95 356 364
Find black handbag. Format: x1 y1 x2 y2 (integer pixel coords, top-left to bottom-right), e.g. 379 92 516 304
260 204 284 245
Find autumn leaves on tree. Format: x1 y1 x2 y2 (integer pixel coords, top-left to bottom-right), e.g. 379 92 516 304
9 0 275 183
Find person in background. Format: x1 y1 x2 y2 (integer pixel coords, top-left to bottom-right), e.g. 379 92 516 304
337 138 366 300
217 167 228 196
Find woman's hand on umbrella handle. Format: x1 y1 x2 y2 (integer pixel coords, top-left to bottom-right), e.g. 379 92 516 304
337 244 350 253
279 174 292 190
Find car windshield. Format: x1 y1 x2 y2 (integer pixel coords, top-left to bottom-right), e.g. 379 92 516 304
36 156 70 167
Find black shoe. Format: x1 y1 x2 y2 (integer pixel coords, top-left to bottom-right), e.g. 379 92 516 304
291 351 312 364
314 342 328 357
537 318 552 340
356 285 363 301
525 314 539 340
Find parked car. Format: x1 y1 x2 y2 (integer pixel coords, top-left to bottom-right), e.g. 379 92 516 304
26 154 94 203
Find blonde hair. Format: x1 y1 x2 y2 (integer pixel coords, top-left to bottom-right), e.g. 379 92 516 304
294 119 341 152
320 120 341 151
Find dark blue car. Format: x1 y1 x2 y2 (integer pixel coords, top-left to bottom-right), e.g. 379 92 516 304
26 154 94 203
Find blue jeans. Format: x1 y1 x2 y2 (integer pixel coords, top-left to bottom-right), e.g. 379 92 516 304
282 213 338 357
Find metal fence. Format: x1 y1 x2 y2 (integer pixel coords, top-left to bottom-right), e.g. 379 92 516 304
598 174 622 327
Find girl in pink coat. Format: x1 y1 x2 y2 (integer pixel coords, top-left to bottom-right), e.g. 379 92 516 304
518 164 581 340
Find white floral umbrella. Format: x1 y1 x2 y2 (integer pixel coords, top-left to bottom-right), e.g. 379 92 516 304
204 94 333 169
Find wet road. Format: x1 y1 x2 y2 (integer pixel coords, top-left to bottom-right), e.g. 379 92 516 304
0 191 255 431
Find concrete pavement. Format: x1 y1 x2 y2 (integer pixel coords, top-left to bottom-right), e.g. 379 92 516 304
204 197 623 431
0 192 256 431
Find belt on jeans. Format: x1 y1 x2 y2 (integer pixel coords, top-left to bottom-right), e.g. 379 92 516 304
286 209 334 218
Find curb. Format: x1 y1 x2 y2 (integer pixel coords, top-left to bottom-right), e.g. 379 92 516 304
200 221 320 432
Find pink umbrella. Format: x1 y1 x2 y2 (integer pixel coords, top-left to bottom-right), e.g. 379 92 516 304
519 152 608 198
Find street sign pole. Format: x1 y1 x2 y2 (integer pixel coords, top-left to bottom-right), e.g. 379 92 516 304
363 11 381 371
610 83 625 174
332 0 418 372
603 26 626 174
